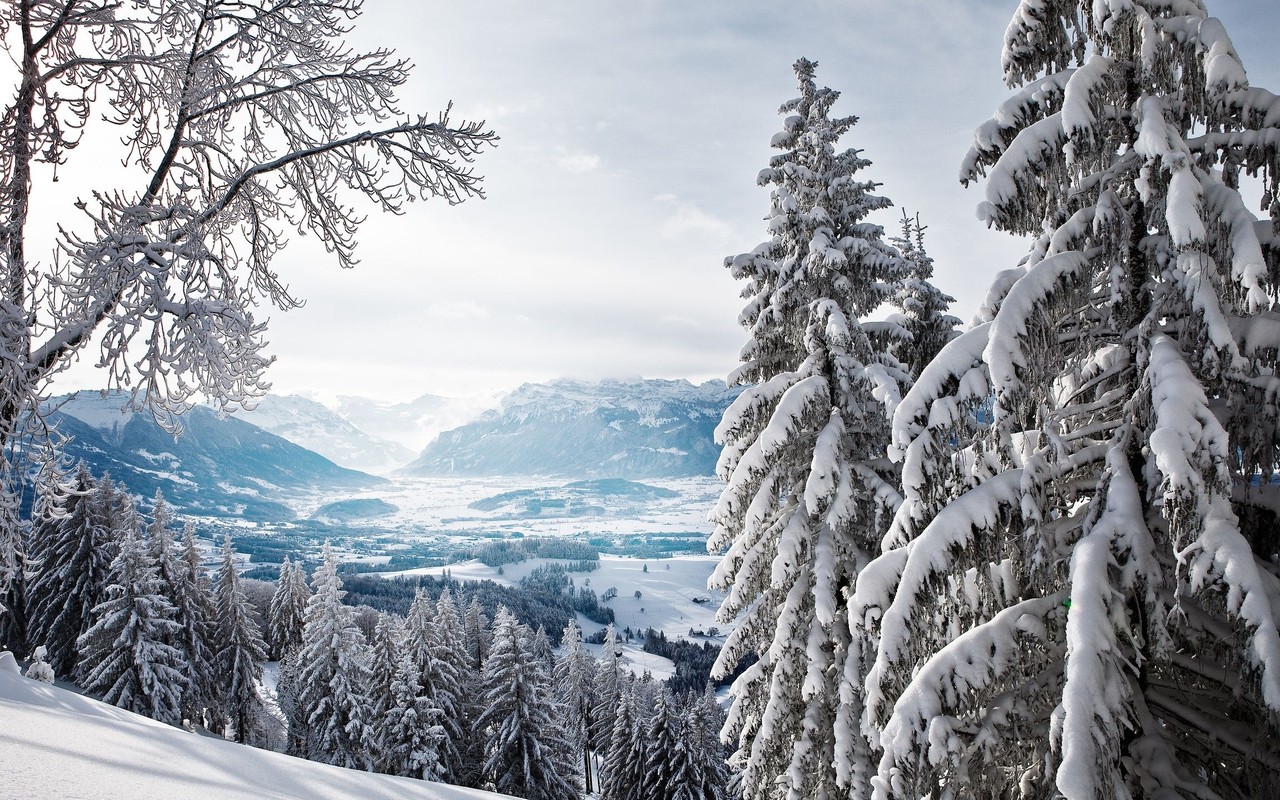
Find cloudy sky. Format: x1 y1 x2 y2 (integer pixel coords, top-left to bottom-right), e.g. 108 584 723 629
52 1 1280 402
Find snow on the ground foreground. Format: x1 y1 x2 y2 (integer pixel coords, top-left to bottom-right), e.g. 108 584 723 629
0 652 510 800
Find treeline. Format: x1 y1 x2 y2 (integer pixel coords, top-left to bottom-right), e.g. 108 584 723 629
468 536 600 566
0 462 269 742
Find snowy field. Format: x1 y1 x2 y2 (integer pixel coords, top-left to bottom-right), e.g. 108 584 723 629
381 554 728 646
0 652 511 800
292 475 721 542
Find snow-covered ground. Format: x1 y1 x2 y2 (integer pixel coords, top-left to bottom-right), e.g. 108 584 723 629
0 652 510 800
381 553 727 643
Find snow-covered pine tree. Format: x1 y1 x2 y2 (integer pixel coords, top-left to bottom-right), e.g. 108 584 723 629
266 556 309 660
643 687 690 800
402 587 466 782
708 57 913 800
380 649 445 780
600 677 646 800
75 527 188 723
366 613 403 743
855 3 1280 798
26 464 116 677
591 622 625 765
213 533 268 743
455 594 491 789
886 211 960 378
170 522 219 726
676 685 732 800
478 605 582 800
144 491 179 597
292 542 374 769
556 620 599 793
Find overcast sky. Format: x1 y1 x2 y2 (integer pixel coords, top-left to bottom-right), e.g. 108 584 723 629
53 1 1280 402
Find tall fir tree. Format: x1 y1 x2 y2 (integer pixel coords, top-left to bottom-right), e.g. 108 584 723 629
478 605 582 800
709 57 918 800
379 649 445 780
292 542 374 769
213 533 268 743
855 3 1280 798
172 522 219 727
643 687 689 800
886 211 959 378
454 594 490 789
266 556 309 660
600 678 646 800
26 465 117 677
591 622 625 765
75 527 188 724
402 587 466 783
556 620 599 794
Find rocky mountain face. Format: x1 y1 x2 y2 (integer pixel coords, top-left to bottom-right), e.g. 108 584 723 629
400 379 740 479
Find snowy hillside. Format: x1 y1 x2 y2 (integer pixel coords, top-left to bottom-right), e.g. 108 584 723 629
242 394 416 473
0 652 509 799
42 391 384 521
402 379 740 479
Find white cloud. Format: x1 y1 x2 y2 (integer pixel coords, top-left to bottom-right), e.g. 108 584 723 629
655 194 733 242
556 152 602 173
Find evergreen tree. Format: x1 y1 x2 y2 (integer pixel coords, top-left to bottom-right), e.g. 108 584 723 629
677 686 732 800
601 679 646 800
402 588 466 782
591 622 625 763
171 522 219 726
266 556 309 660
886 211 959 377
455 593 490 789
293 542 374 769
709 57 913 800
556 620 598 793
857 4 1280 798
213 534 268 743
75 528 188 723
24 645 54 683
478 605 582 800
643 688 689 800
144 491 180 599
26 465 116 677
379 650 446 780
366 612 402 741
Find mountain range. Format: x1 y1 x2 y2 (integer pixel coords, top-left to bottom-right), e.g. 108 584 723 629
401 378 740 479
40 392 383 521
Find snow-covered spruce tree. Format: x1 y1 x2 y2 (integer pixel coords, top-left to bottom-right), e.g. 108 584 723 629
600 677 646 800
886 211 960 378
402 587 466 782
213 534 268 743
0 1 496 602
266 556 310 660
380 649 446 780
172 522 219 726
76 527 188 724
556 620 599 793
590 622 625 762
644 687 690 800
708 57 914 800
854 4 1280 798
292 542 374 769
678 685 733 800
478 605 582 800
455 594 491 789
25 464 116 677
366 612 403 746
